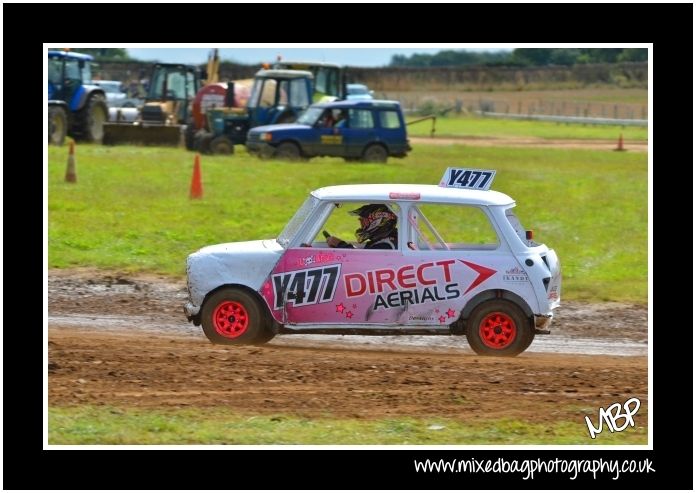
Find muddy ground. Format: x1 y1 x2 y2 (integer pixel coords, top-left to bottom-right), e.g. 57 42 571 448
48 269 648 423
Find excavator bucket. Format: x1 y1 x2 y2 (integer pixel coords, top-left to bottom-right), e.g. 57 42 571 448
103 122 183 146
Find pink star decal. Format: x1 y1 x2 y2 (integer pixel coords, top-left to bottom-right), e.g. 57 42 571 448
446 308 456 318
435 308 440 313
460 260 497 294
438 315 447 324
352 304 357 309
336 303 345 313
345 311 353 319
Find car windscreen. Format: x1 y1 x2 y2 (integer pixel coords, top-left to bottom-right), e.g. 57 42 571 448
277 195 320 248
296 107 324 126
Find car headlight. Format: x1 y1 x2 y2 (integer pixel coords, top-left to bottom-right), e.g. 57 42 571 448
260 132 272 142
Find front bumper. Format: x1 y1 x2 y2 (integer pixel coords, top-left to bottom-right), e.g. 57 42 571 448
534 313 553 333
246 141 275 157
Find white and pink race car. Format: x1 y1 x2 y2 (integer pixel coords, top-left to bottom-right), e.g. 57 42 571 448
184 168 561 356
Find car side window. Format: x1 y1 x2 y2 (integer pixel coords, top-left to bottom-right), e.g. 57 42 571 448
410 204 499 250
311 202 400 249
379 110 401 129
348 109 374 129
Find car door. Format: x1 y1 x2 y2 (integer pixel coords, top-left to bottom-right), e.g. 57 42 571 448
377 109 407 155
275 246 404 325
341 108 377 158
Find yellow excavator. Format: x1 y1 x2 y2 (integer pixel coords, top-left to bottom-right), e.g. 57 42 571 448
103 50 223 146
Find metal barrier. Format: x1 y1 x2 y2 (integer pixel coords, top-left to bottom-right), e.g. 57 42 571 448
406 115 437 137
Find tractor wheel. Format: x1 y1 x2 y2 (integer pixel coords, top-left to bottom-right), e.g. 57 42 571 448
362 144 388 163
184 123 197 151
48 106 68 146
465 300 533 357
209 136 235 155
194 131 214 154
77 94 108 143
275 142 301 161
201 288 274 345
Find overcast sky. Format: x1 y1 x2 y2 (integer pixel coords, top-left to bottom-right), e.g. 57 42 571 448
127 47 512 67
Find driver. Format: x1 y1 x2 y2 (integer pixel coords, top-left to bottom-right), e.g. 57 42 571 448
326 204 398 250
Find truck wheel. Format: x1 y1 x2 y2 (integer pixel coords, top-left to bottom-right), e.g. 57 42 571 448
362 144 387 163
201 288 274 345
48 106 68 146
275 142 301 161
465 300 532 357
78 94 108 143
209 136 235 155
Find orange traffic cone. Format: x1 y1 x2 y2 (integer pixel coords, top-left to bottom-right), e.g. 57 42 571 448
65 141 77 183
614 133 626 152
189 153 203 199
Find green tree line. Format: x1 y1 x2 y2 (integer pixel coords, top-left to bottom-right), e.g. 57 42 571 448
390 48 647 67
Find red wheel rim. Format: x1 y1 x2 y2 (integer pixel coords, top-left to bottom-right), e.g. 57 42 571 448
212 301 249 339
479 312 517 349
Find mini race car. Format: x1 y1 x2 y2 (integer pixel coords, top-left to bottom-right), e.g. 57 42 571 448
184 168 561 356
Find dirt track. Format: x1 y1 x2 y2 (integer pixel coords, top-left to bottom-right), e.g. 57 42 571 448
48 269 648 421
411 136 648 151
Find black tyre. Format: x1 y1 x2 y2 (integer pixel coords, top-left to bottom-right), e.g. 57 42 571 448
362 144 388 163
275 142 301 161
209 136 235 155
184 123 197 151
465 299 533 357
48 105 68 146
201 288 275 345
194 130 214 154
77 94 108 143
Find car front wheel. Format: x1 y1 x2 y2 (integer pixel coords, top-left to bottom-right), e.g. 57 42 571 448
465 300 533 356
201 288 274 345
275 142 301 161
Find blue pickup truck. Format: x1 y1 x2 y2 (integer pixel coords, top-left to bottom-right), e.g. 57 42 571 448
246 100 410 162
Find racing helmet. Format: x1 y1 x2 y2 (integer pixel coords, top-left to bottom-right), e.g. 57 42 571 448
350 204 397 243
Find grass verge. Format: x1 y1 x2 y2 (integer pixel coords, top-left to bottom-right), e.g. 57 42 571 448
49 406 647 445
48 143 647 302
406 115 648 140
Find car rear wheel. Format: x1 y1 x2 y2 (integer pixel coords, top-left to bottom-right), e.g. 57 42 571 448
362 144 387 163
201 288 275 345
465 300 532 356
275 142 301 161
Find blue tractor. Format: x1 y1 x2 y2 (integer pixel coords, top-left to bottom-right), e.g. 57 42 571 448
48 51 108 144
193 69 314 154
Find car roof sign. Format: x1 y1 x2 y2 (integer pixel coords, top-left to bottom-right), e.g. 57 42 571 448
439 167 496 191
